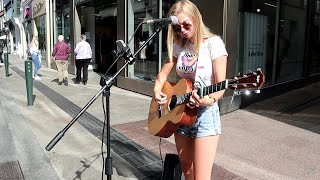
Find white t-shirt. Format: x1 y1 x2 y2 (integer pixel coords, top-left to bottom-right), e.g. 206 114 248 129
173 36 228 84
74 41 92 60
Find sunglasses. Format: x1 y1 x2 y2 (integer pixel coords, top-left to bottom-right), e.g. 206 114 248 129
172 23 192 33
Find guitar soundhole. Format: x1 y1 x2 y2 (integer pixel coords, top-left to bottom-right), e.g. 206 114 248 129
169 95 177 111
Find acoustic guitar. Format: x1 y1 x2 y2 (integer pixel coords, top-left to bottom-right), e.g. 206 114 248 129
148 69 265 138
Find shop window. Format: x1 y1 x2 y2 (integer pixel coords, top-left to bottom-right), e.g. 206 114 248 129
237 0 277 86
34 15 46 60
308 0 320 75
237 0 307 85
127 0 160 82
276 0 306 82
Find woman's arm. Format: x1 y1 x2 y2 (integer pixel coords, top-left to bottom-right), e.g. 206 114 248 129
153 57 176 105
209 55 227 100
193 55 227 106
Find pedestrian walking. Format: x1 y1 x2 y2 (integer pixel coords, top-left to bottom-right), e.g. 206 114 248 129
29 35 42 81
0 41 4 67
51 35 71 86
74 34 92 85
152 1 228 179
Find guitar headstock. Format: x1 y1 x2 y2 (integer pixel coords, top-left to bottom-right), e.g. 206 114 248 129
228 68 265 92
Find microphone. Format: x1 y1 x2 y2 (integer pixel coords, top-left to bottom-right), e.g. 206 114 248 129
115 40 134 64
144 16 179 25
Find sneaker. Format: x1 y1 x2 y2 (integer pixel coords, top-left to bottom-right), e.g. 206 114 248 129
75 80 80 84
34 76 42 81
63 78 68 86
83 81 87 85
58 81 63 85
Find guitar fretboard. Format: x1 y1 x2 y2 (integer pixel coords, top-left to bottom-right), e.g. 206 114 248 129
175 80 228 105
200 80 227 97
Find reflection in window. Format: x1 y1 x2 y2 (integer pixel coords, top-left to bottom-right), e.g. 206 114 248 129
309 0 320 74
127 0 159 82
34 15 46 60
276 1 306 82
238 0 277 85
55 0 71 45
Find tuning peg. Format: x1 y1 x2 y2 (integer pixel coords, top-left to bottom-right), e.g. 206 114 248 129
238 72 243 76
245 90 251 95
255 89 261 94
257 68 261 71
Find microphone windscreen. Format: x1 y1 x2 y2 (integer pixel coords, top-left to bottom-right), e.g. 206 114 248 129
170 16 179 25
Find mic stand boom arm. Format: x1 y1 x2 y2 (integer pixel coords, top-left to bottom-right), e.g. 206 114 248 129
45 22 167 180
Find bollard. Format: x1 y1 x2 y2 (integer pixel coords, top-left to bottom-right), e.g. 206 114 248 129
25 60 33 106
4 52 9 77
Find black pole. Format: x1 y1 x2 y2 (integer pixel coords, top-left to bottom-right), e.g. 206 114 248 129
46 23 167 180
103 88 113 180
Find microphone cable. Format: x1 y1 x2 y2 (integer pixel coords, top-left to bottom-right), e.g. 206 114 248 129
128 21 144 45
101 95 107 180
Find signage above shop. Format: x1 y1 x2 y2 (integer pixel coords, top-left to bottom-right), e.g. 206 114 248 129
32 0 45 18
23 2 32 22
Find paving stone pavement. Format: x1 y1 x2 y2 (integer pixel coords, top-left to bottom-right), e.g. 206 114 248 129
0 54 319 180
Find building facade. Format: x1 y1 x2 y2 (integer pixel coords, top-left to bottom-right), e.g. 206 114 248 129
2 0 320 114
104 0 319 113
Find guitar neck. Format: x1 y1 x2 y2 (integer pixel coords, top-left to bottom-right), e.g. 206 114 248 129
176 80 228 105
199 80 228 97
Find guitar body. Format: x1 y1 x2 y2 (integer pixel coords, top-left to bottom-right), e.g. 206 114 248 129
148 69 266 138
148 79 198 138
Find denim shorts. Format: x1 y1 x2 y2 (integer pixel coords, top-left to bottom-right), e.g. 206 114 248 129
176 103 221 138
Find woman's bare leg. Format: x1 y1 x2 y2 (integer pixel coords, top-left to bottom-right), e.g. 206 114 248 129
194 135 219 180
174 133 195 180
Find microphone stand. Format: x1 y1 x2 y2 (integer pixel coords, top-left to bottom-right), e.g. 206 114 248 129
45 22 168 180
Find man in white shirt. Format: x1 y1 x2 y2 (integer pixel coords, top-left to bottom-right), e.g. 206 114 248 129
74 34 92 85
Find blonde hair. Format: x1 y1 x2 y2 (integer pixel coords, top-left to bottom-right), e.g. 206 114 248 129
167 0 215 62
31 35 39 48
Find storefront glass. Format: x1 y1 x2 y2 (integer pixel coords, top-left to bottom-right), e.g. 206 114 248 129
127 0 160 82
127 0 200 83
55 0 71 44
308 0 320 75
237 0 277 86
276 0 307 83
34 15 46 60
237 0 307 85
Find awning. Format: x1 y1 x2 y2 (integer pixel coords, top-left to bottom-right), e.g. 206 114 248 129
0 35 6 39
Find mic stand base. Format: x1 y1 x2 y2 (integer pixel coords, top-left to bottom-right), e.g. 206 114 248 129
105 157 113 178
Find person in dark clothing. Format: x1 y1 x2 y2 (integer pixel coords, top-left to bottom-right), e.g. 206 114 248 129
74 34 92 85
0 42 4 66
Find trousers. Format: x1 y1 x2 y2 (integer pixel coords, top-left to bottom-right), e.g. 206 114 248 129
75 58 91 82
55 60 68 82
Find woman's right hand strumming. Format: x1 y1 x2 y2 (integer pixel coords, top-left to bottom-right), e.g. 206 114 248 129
154 91 168 105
